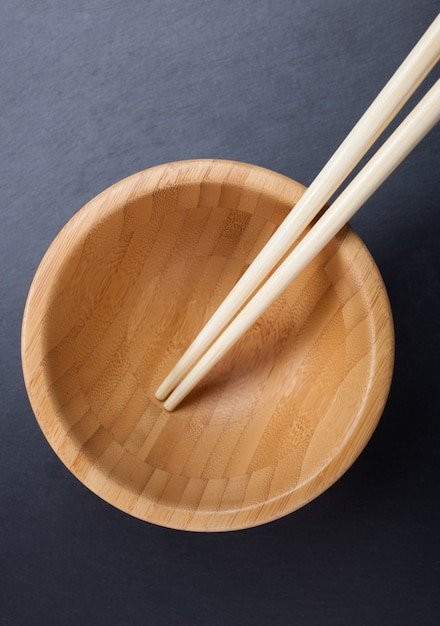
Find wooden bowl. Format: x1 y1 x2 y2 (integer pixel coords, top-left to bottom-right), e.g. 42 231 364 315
22 159 394 531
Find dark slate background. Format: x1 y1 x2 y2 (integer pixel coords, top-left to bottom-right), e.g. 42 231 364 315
1 2 439 624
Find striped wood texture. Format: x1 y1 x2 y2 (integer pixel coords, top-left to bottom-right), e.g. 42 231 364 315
22 160 394 531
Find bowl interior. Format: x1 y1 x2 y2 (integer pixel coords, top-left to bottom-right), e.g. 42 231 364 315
22 160 394 531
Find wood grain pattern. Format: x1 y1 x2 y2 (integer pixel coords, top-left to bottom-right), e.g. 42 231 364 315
21 160 394 531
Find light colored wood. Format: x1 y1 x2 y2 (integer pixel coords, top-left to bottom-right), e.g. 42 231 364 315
156 14 440 402
163 79 440 410
22 160 394 531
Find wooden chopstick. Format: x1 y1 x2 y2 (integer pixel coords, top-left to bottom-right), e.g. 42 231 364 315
163 78 440 411
156 15 440 409
164 80 440 411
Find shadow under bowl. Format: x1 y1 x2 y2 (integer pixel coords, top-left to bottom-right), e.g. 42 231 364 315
22 159 394 531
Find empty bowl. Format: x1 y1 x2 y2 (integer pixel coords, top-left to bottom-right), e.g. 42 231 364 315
21 159 394 531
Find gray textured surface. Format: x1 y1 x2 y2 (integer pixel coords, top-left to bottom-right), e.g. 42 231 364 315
1 2 439 624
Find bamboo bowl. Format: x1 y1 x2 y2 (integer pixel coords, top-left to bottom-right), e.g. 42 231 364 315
22 159 394 531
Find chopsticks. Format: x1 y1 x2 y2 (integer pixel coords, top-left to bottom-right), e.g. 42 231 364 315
156 15 440 411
